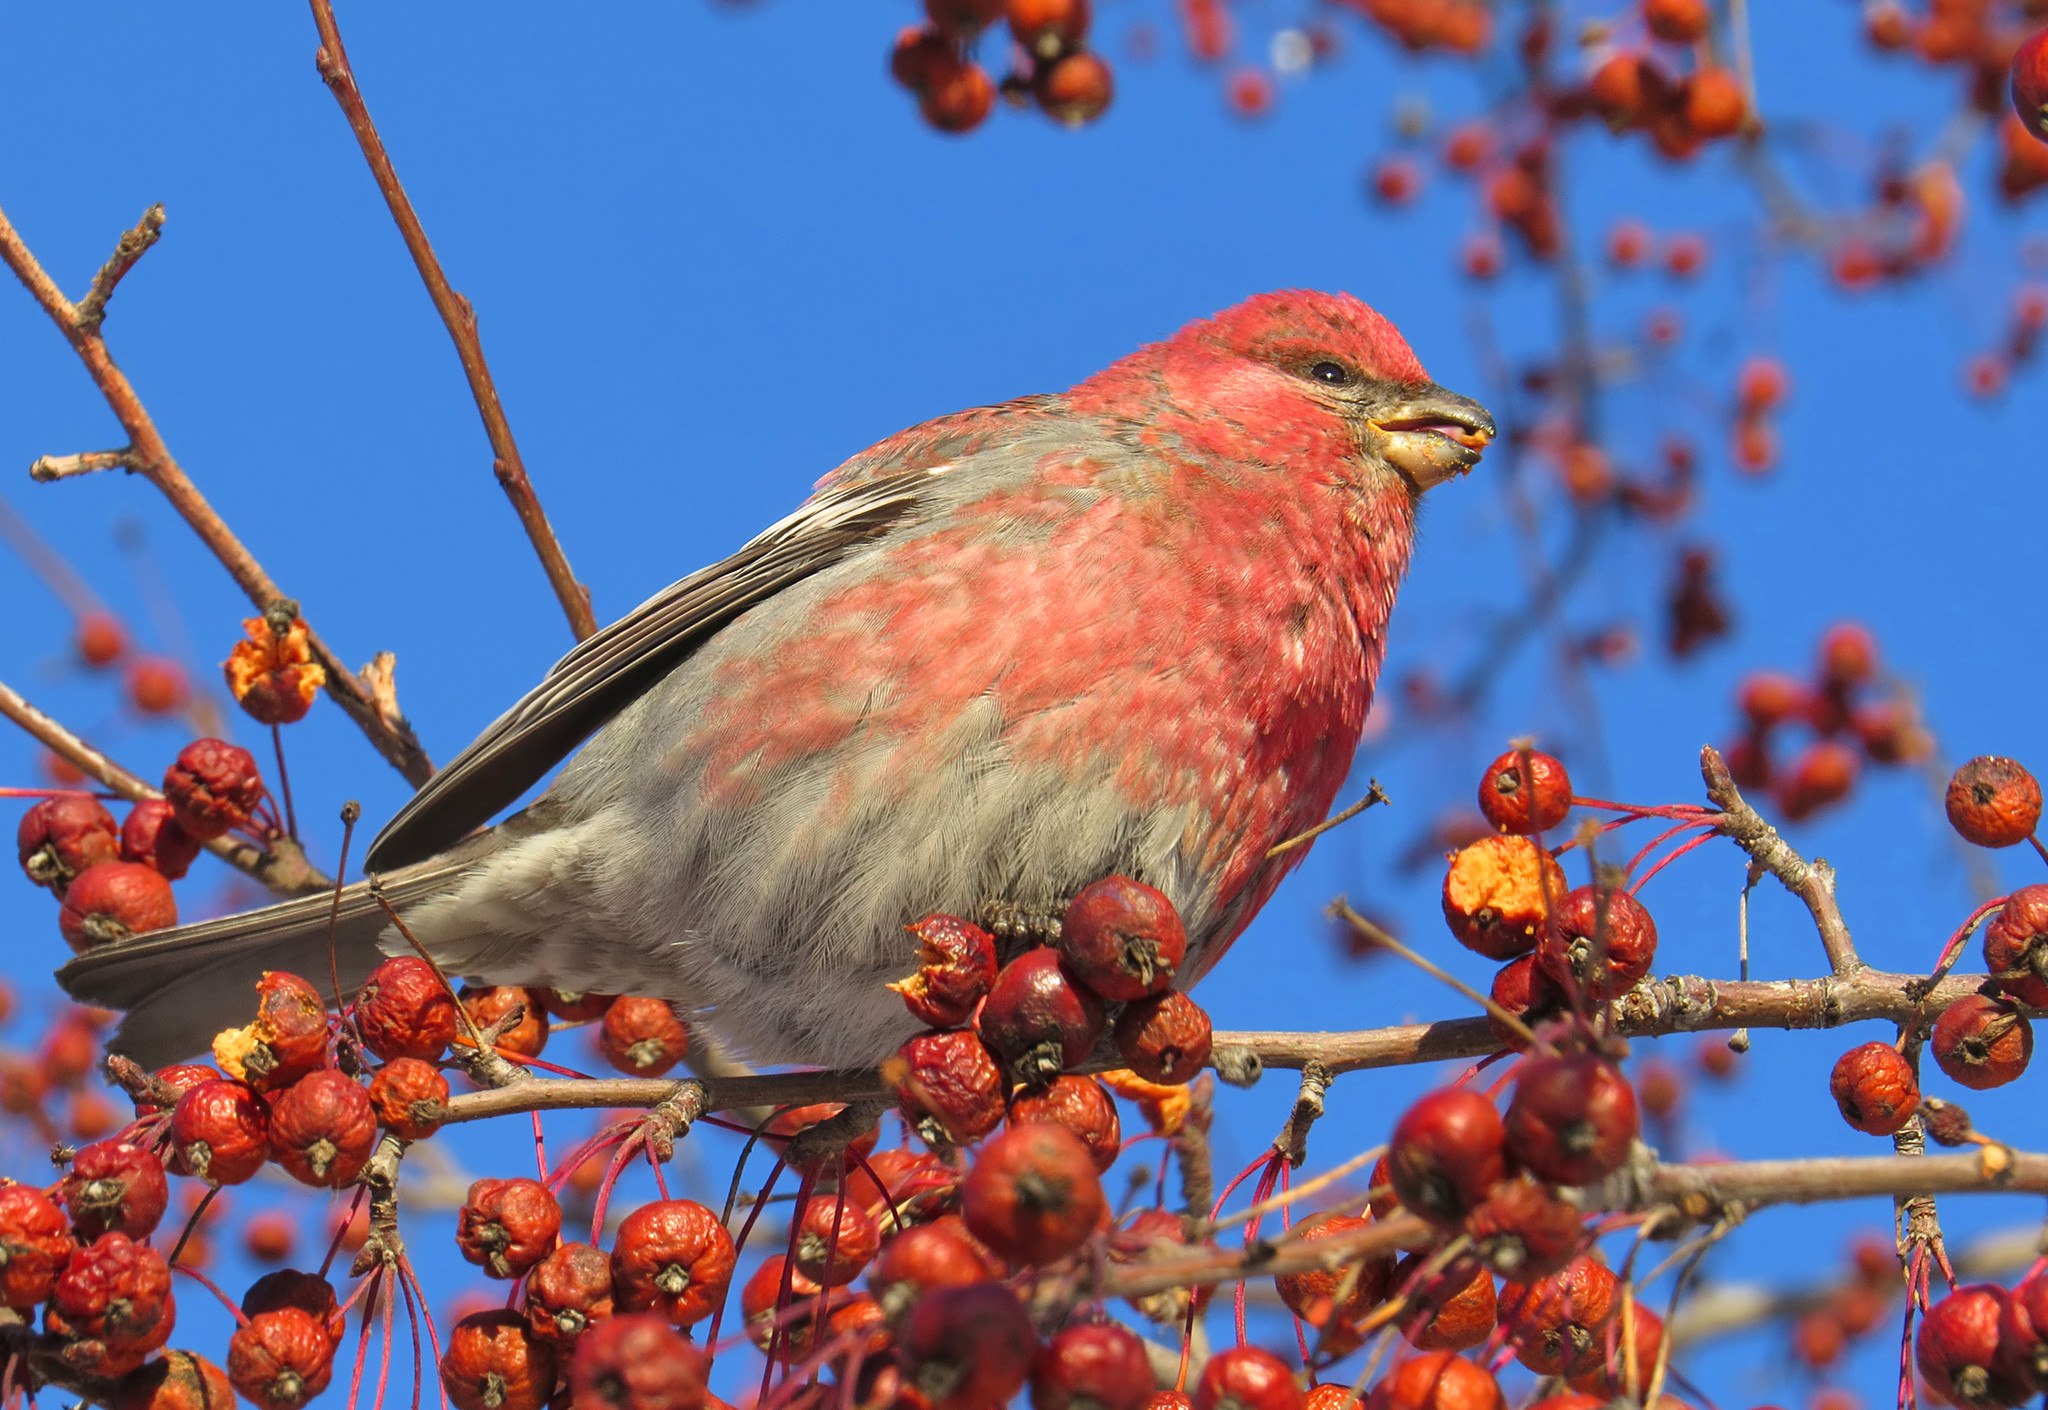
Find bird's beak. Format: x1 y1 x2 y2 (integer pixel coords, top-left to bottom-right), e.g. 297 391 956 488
1367 385 1497 492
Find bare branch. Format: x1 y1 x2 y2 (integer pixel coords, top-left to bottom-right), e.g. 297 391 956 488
305 0 596 643
74 204 164 331
1703 744 1862 974
28 450 134 482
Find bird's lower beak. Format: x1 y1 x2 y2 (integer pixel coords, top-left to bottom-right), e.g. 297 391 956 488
1368 385 1498 492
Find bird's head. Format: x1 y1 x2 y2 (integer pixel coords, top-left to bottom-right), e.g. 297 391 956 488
1081 289 1496 495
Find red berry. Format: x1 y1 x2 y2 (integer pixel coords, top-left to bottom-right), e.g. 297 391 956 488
125 658 189 717
1009 1074 1122 1172
1775 739 1859 822
355 956 459 1062
922 57 997 134
134 1062 216 1117
598 996 691 1076
1564 1304 1665 1399
162 738 265 841
1488 955 1562 1049
868 1216 1002 1317
1585 52 1650 127
2013 26 2048 141
2000 1272 2048 1391
792 1192 880 1287
241 1270 344 1349
1501 1256 1619 1378
1194 1345 1303 1410
110 1350 234 1410
1681 67 1746 137
1031 1321 1153 1410
1534 885 1659 1001
217 971 330 1092
893 1028 1006 1146
228 1307 336 1410
1932 994 2034 1090
0 1183 76 1309
1442 837 1567 960
1736 357 1789 413
75 612 127 668
244 1210 295 1263
1985 885 2048 1007
459 984 550 1058
980 948 1107 1087
1505 1053 1640 1186
118 799 200 881
1946 757 2043 848
59 1140 168 1241
268 1069 376 1187
522 1241 616 1347
1272 1215 1394 1350
440 1308 558 1410
58 861 178 952
1642 0 1708 42
49 1231 175 1359
1060 876 1187 1002
169 1078 271 1185
457 1177 562 1279
611 1199 736 1327
963 1122 1107 1266
223 615 325 727
891 25 955 94
1917 1285 2029 1408
926 0 1005 38
1395 1251 1497 1351
1112 990 1212 1084
1464 1176 1584 1279
899 1282 1038 1410
1036 50 1115 126
566 1312 705 1410
891 914 999 1028
1477 748 1572 835
1829 1042 1920 1136
1388 1088 1508 1228
1009 0 1090 58
16 793 118 893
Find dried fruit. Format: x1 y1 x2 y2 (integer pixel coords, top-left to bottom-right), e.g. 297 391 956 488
268 1069 376 1187
224 615 326 726
354 956 460 1062
59 1140 169 1241
1009 1075 1122 1172
565 1312 706 1410
457 1177 562 1279
1564 1304 1665 1399
1442 836 1567 960
1113 991 1212 1084
50 1232 175 1356
1504 1053 1639 1186
16 793 119 893
1947 757 2042 848
241 1270 344 1348
441 1308 559 1410
793 1192 881 1286
1031 1321 1154 1410
611 1198 736 1327
1534 885 1658 1002
1477 748 1572 835
111 1350 235 1410
460 985 550 1059
58 861 178 952
119 799 201 881
1985 885 2048 1008
1931 994 2034 1090
228 1307 336 1410
1916 1284 2028 1408
368 1056 450 1140
891 914 999 1027
598 996 690 1076
894 1029 1006 1146
1388 1087 1508 1228
1395 1252 1497 1352
870 1216 1003 1317
162 738 265 841
1194 1345 1303 1410
1060 876 1188 1002
1272 1215 1394 1347
899 1282 1037 1410
135 1062 217 1117
980 948 1107 1087
1464 1177 1583 1279
213 971 330 1092
962 1122 1108 1266
524 1241 617 1347
1829 1041 1919 1136
0 1183 75 1308
169 1078 271 1185
1500 1256 1619 1378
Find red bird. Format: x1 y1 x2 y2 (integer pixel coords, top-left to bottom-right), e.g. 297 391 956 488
62 291 1494 1066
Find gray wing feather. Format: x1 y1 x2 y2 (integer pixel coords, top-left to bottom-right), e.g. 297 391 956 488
364 474 936 871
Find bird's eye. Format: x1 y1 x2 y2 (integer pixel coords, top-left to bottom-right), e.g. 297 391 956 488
1310 361 1353 386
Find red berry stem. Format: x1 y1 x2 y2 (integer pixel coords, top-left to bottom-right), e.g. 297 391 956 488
1629 827 1722 895
169 1259 252 1323
269 724 299 842
1617 815 1719 881
1927 896 2011 987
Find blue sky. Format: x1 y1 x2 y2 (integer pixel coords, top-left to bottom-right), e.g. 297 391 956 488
3 3 2046 1405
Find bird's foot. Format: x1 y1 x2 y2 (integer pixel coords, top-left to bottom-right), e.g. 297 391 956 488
979 898 1064 959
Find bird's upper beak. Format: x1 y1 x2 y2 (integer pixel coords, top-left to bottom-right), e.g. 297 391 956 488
1366 384 1497 492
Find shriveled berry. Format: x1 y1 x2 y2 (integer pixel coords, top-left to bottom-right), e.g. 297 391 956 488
1535 885 1658 1002
1505 1053 1639 1186
1395 1252 1497 1352
59 861 178 952
50 1232 175 1357
1273 1215 1394 1348
1564 1304 1665 1399
111 1350 235 1410
241 1270 344 1348
1985 885 2048 1008
214 971 330 1093
611 1198 736 1328
523 1241 616 1347
1111 1208 1218 1328
793 1192 881 1287
1464 1177 1583 1279
228 1307 335 1410
1194 1344 1303 1410
457 1177 562 1279
135 1062 216 1117
1830 1042 1919 1136
1442 836 1567 960
980 948 1106 1087
893 1029 1006 1146
223 615 326 727
1388 1087 1508 1228
2000 1271 2048 1391
59 1140 168 1241
1010 1075 1121 1172
1917 1285 2028 1408
1113 990 1211 1084
1477 748 1572 835
891 914 999 1028
354 956 460 1062
17 793 118 893
368 1056 450 1140
740 1254 826 1360
963 1122 1107 1266
1060 876 1188 1002
440 1308 558 1410
162 739 265 841
1030 1320 1152 1410
566 1312 706 1410
119 799 200 881
1501 1256 1619 1378
1947 757 2042 848
899 1281 1038 1410
460 985 549 1059
596 996 690 1076
169 1078 271 1185
268 1069 376 1187
0 1183 75 1308
1932 994 2034 1090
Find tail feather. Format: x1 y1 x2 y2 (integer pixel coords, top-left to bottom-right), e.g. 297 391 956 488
58 858 470 1068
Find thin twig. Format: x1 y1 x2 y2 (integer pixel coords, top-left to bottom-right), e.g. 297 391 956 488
1268 782 1389 860
305 0 596 642
0 199 434 785
1702 744 1862 974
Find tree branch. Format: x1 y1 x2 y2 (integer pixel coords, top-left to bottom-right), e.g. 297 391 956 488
1703 743 1861 974
305 0 596 643
0 200 435 787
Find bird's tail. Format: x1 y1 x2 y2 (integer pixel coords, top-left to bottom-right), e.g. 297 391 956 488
57 854 474 1070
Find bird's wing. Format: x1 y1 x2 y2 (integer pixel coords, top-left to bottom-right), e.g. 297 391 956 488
364 470 944 871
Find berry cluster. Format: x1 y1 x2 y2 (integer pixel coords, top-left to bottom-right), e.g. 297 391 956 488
1583 0 1749 157
890 0 1109 135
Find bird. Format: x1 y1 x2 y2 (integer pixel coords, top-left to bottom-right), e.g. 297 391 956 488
58 290 1494 1069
